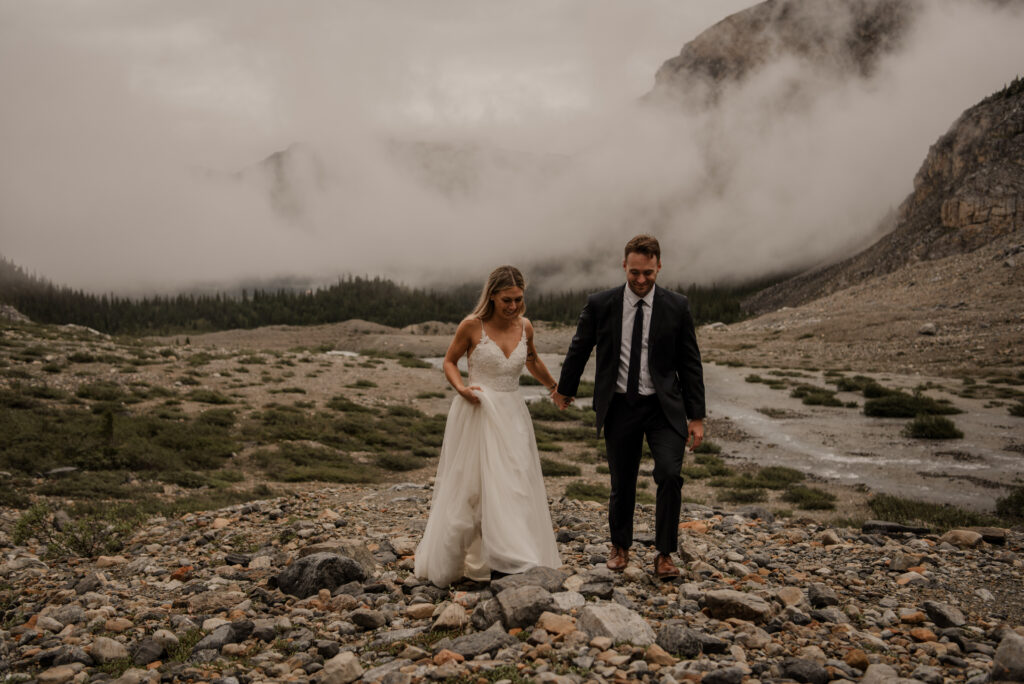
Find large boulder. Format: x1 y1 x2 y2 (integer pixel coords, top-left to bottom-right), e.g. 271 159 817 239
274 553 366 598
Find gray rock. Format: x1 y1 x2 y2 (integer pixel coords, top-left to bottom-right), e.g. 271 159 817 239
861 663 900 683
49 605 85 626
910 665 944 684
319 651 363 684
919 323 937 336
578 580 614 600
781 657 828 684
252 619 276 642
74 574 102 595
578 602 656 646
862 520 930 536
367 627 428 649
471 599 505 632
490 566 567 593
992 631 1024 682
496 585 554 629
52 646 92 667
446 621 518 658
655 623 701 658
131 638 165 666
808 582 839 608
704 589 773 623
192 620 254 653
923 601 966 628
701 666 748 684
275 553 366 598
810 607 848 624
349 609 388 631
360 659 412 684
91 637 130 664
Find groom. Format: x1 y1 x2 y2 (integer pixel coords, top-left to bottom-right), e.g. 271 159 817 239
553 234 705 579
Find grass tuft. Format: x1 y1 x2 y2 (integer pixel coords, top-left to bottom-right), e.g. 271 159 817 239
540 458 581 477
782 485 837 510
902 414 963 439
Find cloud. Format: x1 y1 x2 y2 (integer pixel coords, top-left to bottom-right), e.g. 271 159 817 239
1 0 1022 294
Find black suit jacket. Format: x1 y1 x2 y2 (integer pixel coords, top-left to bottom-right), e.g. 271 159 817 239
558 284 706 437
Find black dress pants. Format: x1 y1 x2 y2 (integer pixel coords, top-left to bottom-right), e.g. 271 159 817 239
603 393 686 555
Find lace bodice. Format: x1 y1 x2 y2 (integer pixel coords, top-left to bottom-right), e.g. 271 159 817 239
468 321 526 392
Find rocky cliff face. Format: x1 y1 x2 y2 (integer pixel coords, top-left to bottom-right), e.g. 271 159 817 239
745 77 1024 314
648 0 918 106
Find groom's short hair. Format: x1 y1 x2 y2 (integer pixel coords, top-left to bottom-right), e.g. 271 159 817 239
624 234 660 261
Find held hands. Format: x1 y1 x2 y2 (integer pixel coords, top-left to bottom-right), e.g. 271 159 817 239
550 389 573 410
687 418 705 452
459 385 482 406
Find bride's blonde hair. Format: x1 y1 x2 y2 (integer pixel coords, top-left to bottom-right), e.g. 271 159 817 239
470 265 526 321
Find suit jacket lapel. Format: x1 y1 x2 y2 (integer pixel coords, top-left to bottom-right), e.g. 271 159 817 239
649 286 666 361
610 285 624 354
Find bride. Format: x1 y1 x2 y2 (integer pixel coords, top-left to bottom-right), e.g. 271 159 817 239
414 266 562 586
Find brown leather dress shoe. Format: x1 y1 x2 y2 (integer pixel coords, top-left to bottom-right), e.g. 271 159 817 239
606 546 629 572
654 554 681 580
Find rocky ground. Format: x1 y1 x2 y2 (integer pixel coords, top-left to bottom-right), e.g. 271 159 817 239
2 233 1023 683
2 483 1023 684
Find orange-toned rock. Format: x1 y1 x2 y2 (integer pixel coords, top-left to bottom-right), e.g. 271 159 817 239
433 649 465 665
170 566 194 581
844 649 870 671
910 627 938 642
679 521 709 534
900 611 927 624
537 612 576 636
645 643 678 666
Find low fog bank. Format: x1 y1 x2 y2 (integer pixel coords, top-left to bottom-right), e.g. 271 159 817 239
1 0 1022 295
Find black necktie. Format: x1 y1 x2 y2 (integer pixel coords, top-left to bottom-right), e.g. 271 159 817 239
626 300 644 403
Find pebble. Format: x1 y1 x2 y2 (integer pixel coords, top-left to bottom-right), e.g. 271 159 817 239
1 486 1021 683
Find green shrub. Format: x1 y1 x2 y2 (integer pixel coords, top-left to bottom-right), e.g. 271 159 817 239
720 488 767 503
387 405 425 418
693 441 722 454
75 381 125 402
755 466 805 489
13 502 144 558
197 408 236 428
783 486 837 510
693 453 732 476
995 487 1024 520
1009 402 1024 417
790 384 842 407
529 401 594 424
376 452 425 472
397 354 432 369
540 458 581 477
868 494 1000 531
347 379 378 389
536 442 563 452
565 481 610 502
864 392 961 418
187 389 234 405
709 474 762 489
831 375 875 392
326 395 376 413
416 391 446 399
902 415 963 439
680 465 713 479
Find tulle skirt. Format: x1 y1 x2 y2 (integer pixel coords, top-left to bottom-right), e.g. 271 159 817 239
414 386 561 586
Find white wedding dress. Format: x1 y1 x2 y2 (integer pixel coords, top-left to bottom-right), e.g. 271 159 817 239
414 322 561 586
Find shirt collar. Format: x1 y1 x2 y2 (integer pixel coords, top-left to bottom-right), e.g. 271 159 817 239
624 283 656 309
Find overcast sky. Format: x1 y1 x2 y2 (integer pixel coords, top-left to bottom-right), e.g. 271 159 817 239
2 0 1022 293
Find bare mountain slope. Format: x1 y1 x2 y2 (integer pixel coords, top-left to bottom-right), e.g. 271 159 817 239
648 0 918 106
745 78 1024 314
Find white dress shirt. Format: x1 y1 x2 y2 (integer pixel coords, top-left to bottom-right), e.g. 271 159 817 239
616 284 655 395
